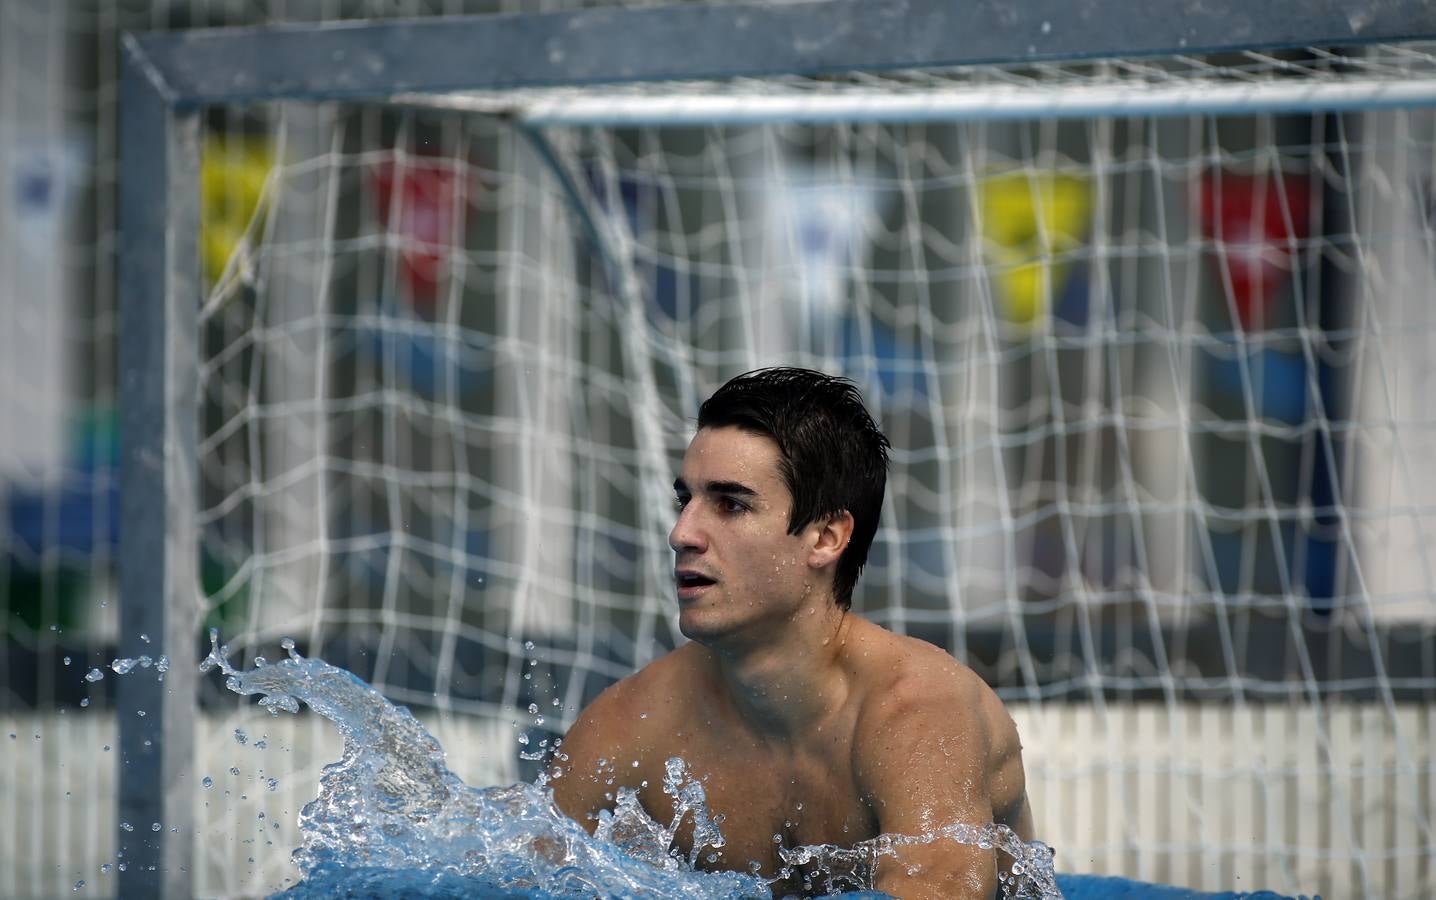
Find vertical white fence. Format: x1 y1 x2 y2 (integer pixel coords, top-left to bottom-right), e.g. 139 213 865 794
3 703 1431 898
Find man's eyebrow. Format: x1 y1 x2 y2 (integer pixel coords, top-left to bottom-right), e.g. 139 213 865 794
672 477 758 498
703 480 759 497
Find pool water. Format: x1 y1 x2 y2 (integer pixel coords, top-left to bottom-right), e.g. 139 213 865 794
200 633 1307 900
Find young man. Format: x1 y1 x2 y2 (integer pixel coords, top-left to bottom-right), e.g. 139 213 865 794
550 367 1035 899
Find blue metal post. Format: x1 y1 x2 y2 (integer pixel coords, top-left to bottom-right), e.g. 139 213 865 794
116 34 201 900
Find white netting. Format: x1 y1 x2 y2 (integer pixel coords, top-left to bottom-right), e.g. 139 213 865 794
182 45 1436 896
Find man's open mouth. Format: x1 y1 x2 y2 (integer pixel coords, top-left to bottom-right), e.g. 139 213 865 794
675 570 717 590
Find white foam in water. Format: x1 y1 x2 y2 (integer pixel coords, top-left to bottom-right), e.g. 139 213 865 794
199 631 1060 899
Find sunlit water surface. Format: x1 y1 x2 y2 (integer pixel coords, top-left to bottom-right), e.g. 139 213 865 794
199 631 1061 899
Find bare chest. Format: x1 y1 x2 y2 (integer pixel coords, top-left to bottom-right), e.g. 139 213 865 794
643 739 880 885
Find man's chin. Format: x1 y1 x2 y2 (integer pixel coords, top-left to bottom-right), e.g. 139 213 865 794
676 608 724 644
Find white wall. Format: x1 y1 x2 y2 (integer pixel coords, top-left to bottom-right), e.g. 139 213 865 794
3 704 1430 899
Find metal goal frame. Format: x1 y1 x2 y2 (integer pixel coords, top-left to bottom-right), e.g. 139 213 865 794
117 2 1436 895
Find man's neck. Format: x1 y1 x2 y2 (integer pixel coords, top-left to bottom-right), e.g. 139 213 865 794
703 600 857 739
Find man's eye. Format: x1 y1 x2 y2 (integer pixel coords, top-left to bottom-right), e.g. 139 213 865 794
673 495 690 511
719 497 747 513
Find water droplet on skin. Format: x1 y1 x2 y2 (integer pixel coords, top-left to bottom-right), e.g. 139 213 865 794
234 728 248 745
202 776 214 789
120 822 133 832
523 640 534 651
267 778 279 791
140 633 150 643
100 864 111 874
63 656 72 666
80 698 90 708
151 822 162 832
85 669 104 683
73 880 84 891
230 767 241 776
527 703 538 715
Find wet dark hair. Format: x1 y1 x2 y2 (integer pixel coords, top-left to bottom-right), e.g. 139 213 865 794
697 367 890 610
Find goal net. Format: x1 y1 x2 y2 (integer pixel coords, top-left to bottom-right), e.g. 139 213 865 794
181 35 1436 899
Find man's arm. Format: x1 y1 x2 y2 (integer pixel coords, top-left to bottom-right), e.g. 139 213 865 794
548 673 662 832
855 673 1018 900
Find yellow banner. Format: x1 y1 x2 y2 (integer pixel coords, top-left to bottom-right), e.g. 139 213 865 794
200 135 274 287
979 172 1091 327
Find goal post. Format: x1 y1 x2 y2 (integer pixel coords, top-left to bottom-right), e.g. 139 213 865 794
117 2 1436 898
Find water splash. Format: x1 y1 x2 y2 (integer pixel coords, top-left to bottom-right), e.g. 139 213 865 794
200 631 1059 899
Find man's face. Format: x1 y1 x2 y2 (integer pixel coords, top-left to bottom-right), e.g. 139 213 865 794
668 426 822 644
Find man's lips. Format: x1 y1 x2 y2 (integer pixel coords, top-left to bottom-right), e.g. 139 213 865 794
674 568 717 599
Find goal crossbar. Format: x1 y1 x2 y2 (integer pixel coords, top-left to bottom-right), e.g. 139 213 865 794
125 0 1436 106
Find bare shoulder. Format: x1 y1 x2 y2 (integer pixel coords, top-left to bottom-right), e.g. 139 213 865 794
845 620 1026 809
842 622 1033 897
563 644 707 751
590 644 699 720
850 623 1006 740
549 644 703 827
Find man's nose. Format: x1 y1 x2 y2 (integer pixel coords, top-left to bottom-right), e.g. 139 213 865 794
668 504 707 553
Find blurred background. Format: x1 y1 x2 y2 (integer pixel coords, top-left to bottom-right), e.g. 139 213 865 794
2 1 1435 898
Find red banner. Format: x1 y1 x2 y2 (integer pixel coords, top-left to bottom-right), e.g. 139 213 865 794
1198 172 1313 330
370 152 475 313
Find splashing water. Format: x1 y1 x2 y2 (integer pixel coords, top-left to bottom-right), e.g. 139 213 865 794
199 631 1059 899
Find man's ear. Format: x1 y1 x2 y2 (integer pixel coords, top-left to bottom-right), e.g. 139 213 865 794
808 510 855 570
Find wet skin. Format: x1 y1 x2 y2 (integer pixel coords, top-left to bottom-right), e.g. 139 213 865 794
550 427 1034 899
